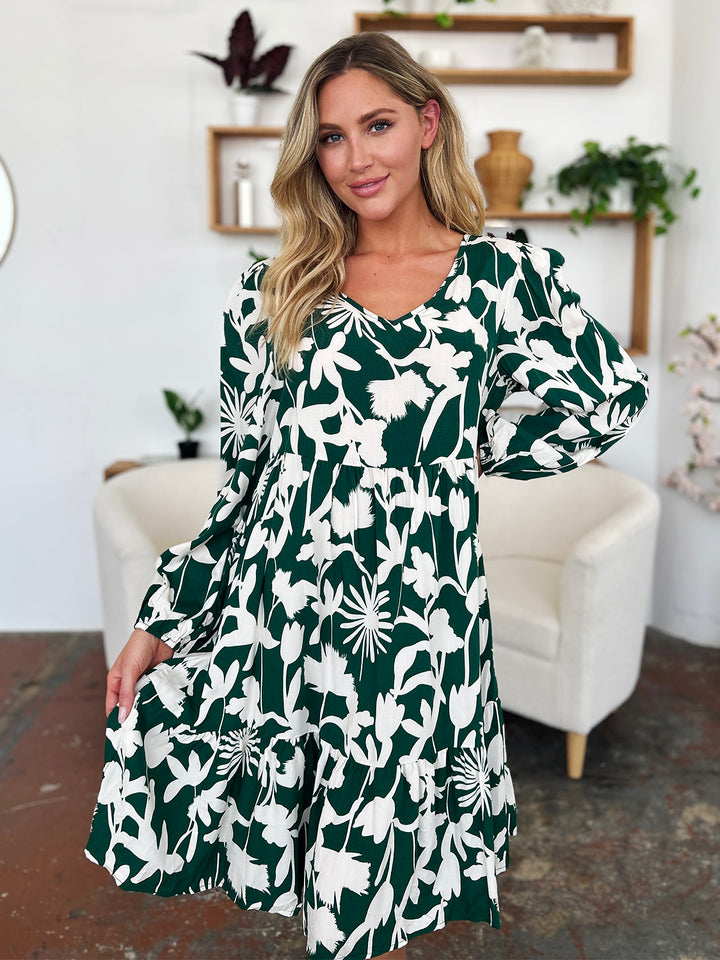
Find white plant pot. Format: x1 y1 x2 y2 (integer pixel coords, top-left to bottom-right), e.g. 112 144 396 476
562 186 591 216
229 91 260 127
608 178 634 213
412 0 435 11
545 0 610 13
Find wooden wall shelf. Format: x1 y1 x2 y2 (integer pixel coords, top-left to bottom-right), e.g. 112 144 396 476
355 13 634 85
207 126 284 233
206 129 651 355
485 210 652 356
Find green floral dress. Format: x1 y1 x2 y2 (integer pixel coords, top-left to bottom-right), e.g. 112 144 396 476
86 234 649 959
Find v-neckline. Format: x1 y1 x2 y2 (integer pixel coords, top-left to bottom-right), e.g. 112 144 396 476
336 233 470 325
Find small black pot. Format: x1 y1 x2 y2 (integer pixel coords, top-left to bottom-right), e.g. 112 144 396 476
178 439 199 459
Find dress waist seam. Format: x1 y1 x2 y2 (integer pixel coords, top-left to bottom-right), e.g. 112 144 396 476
272 450 478 470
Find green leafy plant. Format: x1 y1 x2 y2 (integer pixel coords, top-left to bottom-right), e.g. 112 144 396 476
550 137 700 236
190 9 292 93
519 178 534 208
382 0 496 30
163 389 204 440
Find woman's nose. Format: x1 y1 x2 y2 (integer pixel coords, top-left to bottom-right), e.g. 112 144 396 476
348 138 372 172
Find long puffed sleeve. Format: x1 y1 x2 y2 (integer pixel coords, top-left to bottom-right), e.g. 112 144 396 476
476 242 649 479
133 261 281 653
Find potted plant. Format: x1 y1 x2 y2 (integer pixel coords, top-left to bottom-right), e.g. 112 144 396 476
163 389 204 459
382 0 496 30
549 137 700 235
544 0 610 13
191 9 293 126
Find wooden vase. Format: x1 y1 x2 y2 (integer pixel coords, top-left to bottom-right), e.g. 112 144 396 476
475 130 533 215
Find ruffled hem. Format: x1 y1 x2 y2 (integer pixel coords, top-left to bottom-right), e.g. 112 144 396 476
86 727 516 958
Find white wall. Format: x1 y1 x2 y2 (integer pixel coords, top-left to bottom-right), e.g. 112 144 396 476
0 0 682 632
652 0 720 647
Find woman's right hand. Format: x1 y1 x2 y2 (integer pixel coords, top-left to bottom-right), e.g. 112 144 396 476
105 628 174 722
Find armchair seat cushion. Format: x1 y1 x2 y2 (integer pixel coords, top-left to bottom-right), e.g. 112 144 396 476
487 557 562 662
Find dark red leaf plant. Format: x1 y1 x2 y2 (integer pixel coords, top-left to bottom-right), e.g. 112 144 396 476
190 9 292 93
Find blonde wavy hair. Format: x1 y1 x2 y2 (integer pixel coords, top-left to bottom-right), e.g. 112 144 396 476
257 32 485 377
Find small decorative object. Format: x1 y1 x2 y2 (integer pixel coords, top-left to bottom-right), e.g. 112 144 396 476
551 137 700 235
163 389 204 459
475 130 533 214
665 314 720 513
514 25 552 69
0 154 16 268
545 0 610 13
382 0 496 30
190 9 293 126
233 160 254 228
419 48 455 69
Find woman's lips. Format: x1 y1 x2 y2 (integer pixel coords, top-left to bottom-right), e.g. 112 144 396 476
348 175 389 197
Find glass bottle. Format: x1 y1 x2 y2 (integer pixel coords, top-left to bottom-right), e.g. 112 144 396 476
233 160 253 229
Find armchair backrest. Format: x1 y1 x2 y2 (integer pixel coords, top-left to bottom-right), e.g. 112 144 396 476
477 464 656 563
96 458 223 553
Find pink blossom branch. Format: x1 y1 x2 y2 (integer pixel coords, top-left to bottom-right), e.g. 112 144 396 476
665 312 720 513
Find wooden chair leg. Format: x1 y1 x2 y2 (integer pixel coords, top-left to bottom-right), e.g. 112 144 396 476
566 731 588 779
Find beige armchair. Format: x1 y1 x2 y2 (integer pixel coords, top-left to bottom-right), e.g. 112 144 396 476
94 458 223 668
95 457 660 780
477 463 661 778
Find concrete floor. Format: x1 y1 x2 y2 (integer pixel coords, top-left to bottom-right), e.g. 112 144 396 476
0 628 718 960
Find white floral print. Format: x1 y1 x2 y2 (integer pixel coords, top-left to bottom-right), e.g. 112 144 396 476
86 234 649 960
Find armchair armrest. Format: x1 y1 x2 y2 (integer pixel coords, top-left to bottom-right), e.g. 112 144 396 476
569 494 660 568
557 489 660 733
94 487 170 668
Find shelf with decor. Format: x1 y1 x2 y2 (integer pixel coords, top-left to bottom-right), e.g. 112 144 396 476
207 126 284 233
355 13 633 85
484 209 653 355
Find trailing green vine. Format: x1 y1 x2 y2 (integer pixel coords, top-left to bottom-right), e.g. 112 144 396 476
381 0 496 30
550 137 700 236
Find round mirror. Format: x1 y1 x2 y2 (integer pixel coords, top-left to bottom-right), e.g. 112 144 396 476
0 155 17 267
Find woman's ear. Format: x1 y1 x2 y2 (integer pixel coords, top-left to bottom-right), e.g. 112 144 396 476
419 99 441 149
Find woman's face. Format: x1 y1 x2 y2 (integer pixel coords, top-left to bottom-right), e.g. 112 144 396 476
315 68 439 225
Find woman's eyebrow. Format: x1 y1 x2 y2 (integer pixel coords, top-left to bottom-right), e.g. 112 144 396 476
318 108 399 131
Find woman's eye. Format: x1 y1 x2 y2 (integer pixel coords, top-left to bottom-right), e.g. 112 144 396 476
320 132 342 145
370 120 391 133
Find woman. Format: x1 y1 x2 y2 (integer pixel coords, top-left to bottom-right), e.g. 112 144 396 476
87 32 649 960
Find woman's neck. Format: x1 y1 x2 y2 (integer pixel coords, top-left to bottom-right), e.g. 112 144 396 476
353 201 457 258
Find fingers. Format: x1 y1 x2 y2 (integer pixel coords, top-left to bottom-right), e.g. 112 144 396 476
104 629 160 721
117 670 137 724
105 660 137 722
105 667 122 718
